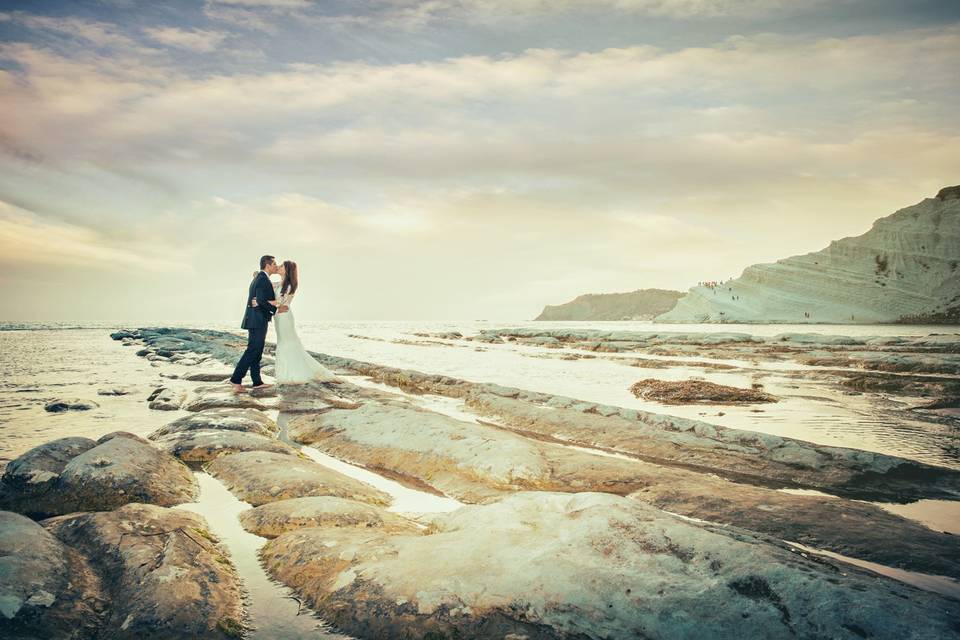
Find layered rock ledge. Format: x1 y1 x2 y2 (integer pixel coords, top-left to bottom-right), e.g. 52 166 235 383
260 491 960 640
57 325 959 639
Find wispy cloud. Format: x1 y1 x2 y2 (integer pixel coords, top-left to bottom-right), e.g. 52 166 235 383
0 200 189 272
1 12 138 48
285 0 835 30
144 26 228 53
207 0 313 6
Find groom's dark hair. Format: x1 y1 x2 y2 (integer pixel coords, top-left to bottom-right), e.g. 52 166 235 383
260 255 275 270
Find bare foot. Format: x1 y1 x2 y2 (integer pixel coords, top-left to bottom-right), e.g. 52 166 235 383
231 383 247 394
251 383 273 390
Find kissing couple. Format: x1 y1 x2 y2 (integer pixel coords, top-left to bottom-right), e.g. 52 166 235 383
230 254 340 392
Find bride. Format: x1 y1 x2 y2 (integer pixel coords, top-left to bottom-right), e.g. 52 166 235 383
257 260 340 385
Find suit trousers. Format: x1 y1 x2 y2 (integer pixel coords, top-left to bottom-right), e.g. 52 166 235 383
230 326 268 386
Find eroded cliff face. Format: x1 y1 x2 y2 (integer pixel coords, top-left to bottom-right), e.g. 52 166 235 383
657 187 960 324
536 288 683 320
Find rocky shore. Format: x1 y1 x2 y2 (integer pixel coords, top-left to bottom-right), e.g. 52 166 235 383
2 326 959 639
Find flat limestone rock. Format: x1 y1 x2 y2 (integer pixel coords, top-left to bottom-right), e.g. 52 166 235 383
290 402 718 502
0 511 106 640
182 371 235 382
465 392 960 502
276 382 359 413
261 491 960 640
305 349 960 501
288 404 960 577
276 388 361 414
147 387 185 411
289 403 552 502
97 387 133 396
629 477 960 579
239 496 420 538
183 387 269 412
248 385 278 399
206 451 390 507
149 408 278 439
0 432 198 518
154 430 297 463
43 503 245 640
44 398 98 413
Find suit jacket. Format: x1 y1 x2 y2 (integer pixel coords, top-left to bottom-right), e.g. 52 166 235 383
241 271 277 330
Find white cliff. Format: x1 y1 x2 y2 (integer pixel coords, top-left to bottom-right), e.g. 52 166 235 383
657 186 960 324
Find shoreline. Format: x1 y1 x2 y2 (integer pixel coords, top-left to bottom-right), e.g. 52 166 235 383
2 326 959 639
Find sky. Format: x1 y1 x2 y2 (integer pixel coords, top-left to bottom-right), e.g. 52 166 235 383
0 0 958 322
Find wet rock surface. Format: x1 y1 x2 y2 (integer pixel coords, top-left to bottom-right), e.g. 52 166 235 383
0 510 106 640
182 370 235 382
261 492 960 640
97 387 133 396
153 429 298 463
147 386 185 411
629 378 777 404
207 451 391 507
239 496 420 538
43 398 98 413
1 437 96 496
288 402 555 502
148 408 278 439
0 432 197 518
45 326 956 638
277 382 358 413
183 386 271 412
43 503 245 639
288 401 960 577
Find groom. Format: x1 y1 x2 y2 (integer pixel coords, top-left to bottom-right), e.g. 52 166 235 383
230 255 287 392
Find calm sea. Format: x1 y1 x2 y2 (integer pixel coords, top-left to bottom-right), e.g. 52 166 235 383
1 320 957 469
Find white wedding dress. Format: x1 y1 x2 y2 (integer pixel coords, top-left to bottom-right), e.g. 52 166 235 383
272 283 339 384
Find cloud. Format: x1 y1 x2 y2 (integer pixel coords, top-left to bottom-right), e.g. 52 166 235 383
202 5 279 32
0 200 189 272
196 0 837 33
3 26 954 134
296 0 835 29
143 27 228 52
2 13 138 48
6 24 953 183
207 0 312 6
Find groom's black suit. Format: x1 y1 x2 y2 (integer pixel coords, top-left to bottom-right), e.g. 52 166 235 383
230 271 277 386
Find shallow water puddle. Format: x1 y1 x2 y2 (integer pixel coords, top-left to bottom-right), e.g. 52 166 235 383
777 488 841 499
342 374 485 424
271 409 463 514
786 541 960 601
779 488 960 537
176 472 350 639
299 445 463 514
870 499 960 535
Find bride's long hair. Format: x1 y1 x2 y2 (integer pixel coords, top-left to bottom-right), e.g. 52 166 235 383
281 260 298 296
